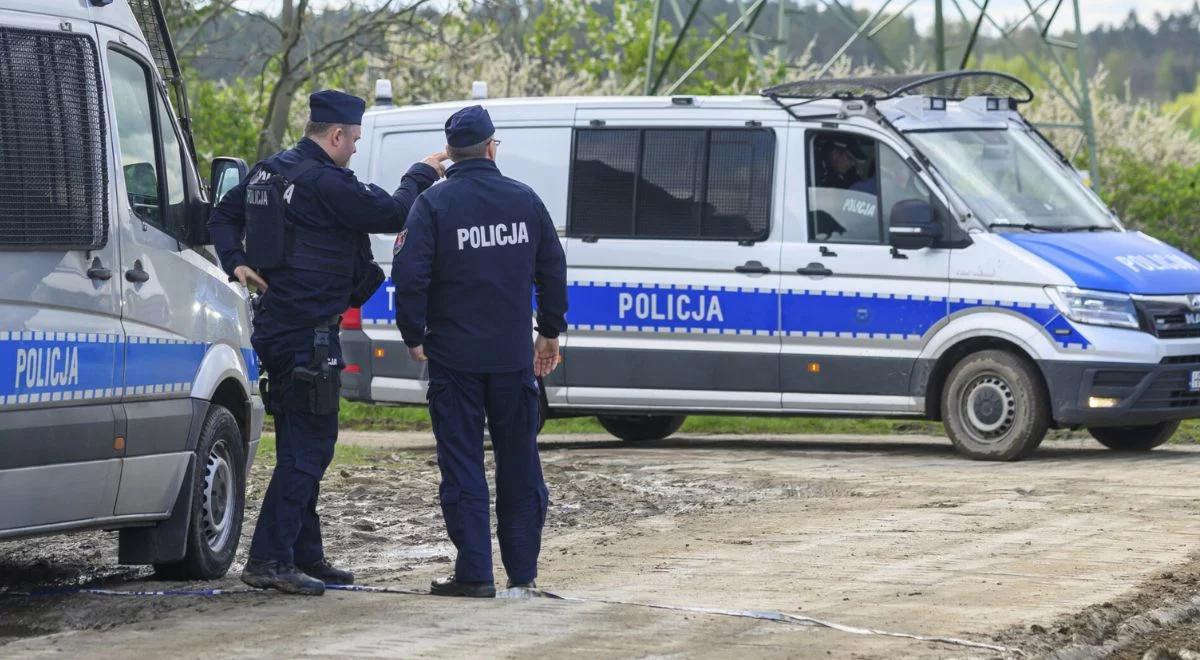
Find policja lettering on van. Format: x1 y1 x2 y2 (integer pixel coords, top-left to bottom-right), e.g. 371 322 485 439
456 221 529 250
14 346 79 389
618 291 724 323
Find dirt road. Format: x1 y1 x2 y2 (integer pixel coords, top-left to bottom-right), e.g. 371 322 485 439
3 433 1200 658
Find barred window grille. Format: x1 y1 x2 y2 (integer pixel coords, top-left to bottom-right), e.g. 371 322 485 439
568 128 774 242
0 27 108 250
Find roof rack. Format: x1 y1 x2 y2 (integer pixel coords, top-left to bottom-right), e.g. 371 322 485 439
761 70 1034 105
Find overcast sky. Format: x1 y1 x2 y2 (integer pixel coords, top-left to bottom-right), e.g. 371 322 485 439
231 0 1197 32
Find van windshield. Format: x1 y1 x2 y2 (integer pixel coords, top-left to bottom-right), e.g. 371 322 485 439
907 128 1117 231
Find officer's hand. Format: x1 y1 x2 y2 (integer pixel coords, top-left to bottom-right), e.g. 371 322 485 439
421 151 448 178
233 265 268 292
533 335 560 378
408 345 427 362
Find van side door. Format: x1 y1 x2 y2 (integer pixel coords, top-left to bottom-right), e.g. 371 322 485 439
0 18 124 534
564 107 785 410
100 29 215 517
779 126 951 414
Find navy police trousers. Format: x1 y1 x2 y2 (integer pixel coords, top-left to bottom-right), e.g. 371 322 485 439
248 372 338 565
427 362 549 585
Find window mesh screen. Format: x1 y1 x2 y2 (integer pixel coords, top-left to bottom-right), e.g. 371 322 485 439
636 130 705 238
569 130 639 237
704 129 773 240
569 127 774 241
0 28 107 249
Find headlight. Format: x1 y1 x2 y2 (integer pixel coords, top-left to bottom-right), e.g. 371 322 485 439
1045 286 1139 329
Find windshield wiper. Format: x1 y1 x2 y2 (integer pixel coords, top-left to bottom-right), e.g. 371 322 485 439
1060 225 1118 232
986 222 1063 232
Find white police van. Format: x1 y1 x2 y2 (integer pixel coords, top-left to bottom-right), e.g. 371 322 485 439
0 0 261 577
343 72 1200 461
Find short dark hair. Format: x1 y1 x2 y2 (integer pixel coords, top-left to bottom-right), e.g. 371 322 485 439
447 138 490 162
305 120 341 137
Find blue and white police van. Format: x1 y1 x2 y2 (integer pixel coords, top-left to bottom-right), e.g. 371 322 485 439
343 71 1200 461
1 0 260 577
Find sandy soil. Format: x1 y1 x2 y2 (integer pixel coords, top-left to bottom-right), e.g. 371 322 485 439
2 432 1200 658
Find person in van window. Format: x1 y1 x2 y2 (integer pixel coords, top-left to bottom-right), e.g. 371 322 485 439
208 90 447 596
391 105 568 598
815 135 867 189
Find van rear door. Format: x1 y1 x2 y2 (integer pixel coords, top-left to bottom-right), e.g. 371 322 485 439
0 16 124 534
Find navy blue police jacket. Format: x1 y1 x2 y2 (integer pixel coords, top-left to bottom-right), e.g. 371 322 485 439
391 158 567 373
209 137 437 373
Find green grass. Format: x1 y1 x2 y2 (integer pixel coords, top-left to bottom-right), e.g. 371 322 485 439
325 399 943 435
255 433 397 467
259 399 1200 443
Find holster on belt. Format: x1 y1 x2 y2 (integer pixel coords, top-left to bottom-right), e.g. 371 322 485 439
291 315 342 415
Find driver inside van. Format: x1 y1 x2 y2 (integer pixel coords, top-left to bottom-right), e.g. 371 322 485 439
815 135 867 189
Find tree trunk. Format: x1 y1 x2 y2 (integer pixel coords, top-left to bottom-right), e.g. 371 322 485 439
257 76 299 160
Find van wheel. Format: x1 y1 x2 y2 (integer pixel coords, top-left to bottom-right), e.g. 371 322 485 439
154 404 247 580
1089 422 1179 451
941 350 1048 461
597 415 686 442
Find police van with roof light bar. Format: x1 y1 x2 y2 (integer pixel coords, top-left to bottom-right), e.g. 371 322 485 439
344 71 1200 461
1 0 261 577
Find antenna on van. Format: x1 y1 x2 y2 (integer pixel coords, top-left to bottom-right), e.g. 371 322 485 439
470 81 488 100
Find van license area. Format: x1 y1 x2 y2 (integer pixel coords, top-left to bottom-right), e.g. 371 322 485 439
1191 370 1200 392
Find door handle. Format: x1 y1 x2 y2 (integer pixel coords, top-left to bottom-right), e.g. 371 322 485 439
797 262 834 277
125 260 150 283
87 257 112 281
734 260 771 274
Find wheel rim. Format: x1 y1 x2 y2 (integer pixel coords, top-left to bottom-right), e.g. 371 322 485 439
201 438 235 553
960 373 1016 443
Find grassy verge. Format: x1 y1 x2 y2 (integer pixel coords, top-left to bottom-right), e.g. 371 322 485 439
258 400 1200 443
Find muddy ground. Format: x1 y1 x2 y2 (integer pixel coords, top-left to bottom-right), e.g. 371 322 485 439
2 432 1200 658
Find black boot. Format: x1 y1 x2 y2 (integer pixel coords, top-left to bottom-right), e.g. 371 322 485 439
430 575 496 598
298 559 354 586
241 558 325 596
506 579 537 589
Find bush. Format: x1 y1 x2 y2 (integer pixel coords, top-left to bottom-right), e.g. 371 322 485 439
1102 155 1200 256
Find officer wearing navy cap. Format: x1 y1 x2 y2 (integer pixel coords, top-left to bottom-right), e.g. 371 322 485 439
392 105 567 597
209 90 446 595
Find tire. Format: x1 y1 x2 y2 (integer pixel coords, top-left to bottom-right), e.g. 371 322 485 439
597 414 686 442
941 350 1049 461
155 404 247 580
1089 421 1179 451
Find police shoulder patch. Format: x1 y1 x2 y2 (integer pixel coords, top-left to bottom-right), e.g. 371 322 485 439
393 228 408 256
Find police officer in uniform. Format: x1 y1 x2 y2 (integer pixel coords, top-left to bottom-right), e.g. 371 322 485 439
392 105 567 597
209 90 445 595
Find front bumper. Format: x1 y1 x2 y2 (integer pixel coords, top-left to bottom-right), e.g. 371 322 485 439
1041 357 1200 427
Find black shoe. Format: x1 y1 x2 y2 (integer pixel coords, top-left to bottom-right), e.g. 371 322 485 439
298 559 354 586
506 579 537 589
241 558 325 596
430 575 496 598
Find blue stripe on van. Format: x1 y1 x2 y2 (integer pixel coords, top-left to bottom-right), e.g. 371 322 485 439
358 279 1089 348
1 333 260 404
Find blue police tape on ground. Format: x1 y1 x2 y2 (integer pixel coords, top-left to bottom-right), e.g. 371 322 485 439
0 331 257 405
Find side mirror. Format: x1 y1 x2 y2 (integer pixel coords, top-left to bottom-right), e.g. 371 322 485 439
210 157 248 203
888 199 942 250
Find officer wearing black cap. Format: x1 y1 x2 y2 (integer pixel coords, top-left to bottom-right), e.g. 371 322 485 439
392 105 567 597
815 134 867 189
209 90 446 596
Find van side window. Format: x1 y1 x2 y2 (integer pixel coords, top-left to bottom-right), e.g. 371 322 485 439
109 51 163 229
156 94 187 237
0 28 107 250
569 128 774 241
807 131 881 244
806 132 928 245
